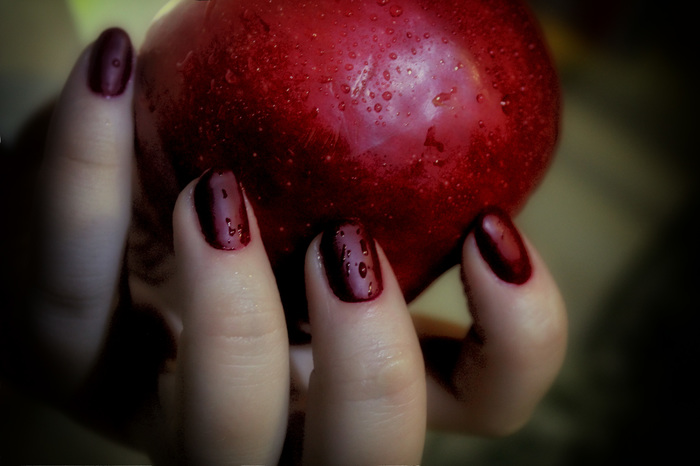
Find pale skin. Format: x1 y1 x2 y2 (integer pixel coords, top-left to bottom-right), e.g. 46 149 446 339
6 33 568 464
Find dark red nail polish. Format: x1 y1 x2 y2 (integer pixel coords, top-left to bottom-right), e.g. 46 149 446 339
474 208 532 285
88 28 133 97
320 221 383 302
194 169 250 250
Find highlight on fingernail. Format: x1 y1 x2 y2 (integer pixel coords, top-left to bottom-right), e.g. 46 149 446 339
88 27 133 97
320 220 383 303
194 168 250 250
474 207 532 285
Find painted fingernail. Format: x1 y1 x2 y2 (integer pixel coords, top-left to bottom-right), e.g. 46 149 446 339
320 221 383 302
474 208 532 285
194 169 251 250
88 28 133 97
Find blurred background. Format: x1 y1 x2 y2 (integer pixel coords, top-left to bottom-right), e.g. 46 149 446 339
1 0 696 464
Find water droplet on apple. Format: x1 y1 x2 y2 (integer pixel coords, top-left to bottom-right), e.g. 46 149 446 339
176 50 194 71
390 5 403 17
382 91 392 101
377 0 390 5
424 126 445 152
225 69 236 84
345 63 354 71
476 94 485 103
341 83 351 93
374 103 383 112
389 52 398 60
339 101 346 111
500 94 512 114
432 92 452 107
383 70 391 80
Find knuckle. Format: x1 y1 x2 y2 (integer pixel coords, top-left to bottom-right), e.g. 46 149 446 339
479 410 532 438
190 300 287 367
518 291 568 364
349 341 424 404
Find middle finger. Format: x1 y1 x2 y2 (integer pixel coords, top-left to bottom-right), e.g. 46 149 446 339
302 221 427 465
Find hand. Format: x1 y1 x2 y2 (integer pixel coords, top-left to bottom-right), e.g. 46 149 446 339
1 28 567 465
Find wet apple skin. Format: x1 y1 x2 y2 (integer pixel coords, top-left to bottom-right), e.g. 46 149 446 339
133 0 560 336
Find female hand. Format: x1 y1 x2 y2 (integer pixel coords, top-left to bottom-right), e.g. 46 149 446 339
2 27 567 464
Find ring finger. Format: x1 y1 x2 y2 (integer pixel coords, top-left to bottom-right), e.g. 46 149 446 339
303 221 426 465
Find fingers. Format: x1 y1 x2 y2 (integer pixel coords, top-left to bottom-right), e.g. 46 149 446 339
171 170 289 465
30 28 134 393
303 222 426 466
425 208 568 435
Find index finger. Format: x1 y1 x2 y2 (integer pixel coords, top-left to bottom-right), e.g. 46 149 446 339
29 28 134 394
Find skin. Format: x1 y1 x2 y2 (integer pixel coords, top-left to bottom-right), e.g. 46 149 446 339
1 28 567 465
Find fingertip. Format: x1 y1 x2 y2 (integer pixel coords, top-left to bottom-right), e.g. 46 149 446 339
58 27 135 106
174 169 269 263
462 209 560 307
87 27 134 99
470 207 532 286
306 220 385 310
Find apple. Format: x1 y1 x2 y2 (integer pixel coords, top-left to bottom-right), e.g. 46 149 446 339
131 0 560 340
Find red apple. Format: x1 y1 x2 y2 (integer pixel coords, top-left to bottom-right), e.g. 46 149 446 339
131 0 560 339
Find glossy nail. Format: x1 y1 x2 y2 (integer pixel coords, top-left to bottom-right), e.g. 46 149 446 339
88 28 133 97
474 208 532 285
194 169 250 250
320 221 383 302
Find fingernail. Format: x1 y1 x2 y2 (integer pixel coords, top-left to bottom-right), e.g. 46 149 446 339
88 28 133 97
320 221 383 302
194 169 251 250
474 208 532 285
